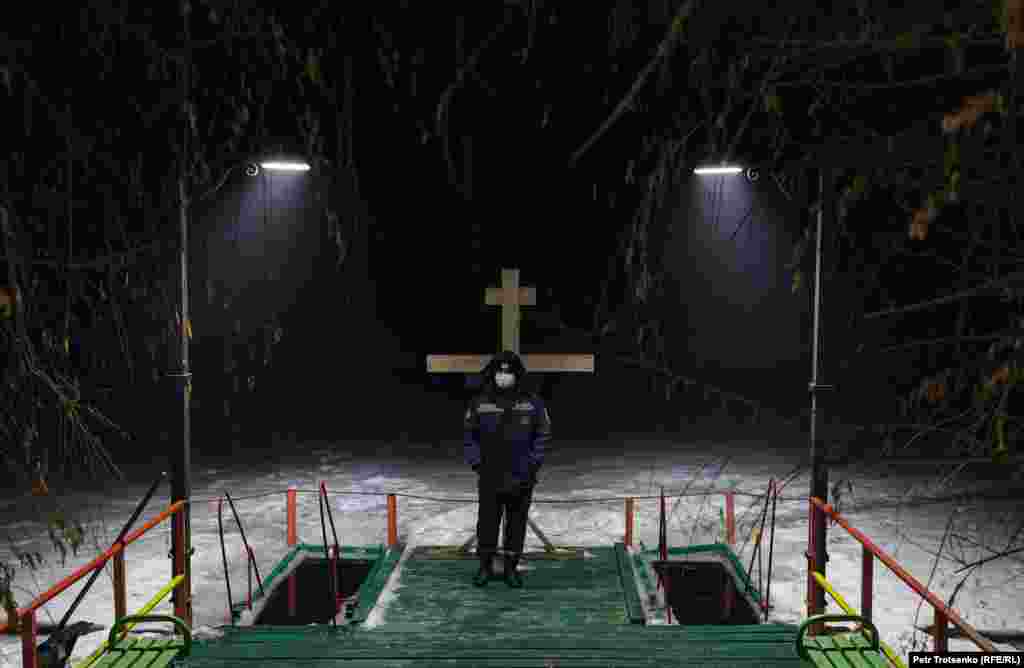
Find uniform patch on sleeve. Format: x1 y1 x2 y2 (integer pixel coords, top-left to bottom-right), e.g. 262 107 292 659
513 401 535 411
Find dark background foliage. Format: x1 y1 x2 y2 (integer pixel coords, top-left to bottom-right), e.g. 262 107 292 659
1 0 1021 487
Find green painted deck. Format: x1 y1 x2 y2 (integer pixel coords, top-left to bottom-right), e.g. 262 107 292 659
172 543 825 667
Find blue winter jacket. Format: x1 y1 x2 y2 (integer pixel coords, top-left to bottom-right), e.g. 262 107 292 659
464 391 551 488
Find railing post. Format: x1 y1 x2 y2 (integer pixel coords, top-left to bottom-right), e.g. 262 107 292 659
20 609 37 668
725 491 735 546
287 487 297 619
287 487 297 546
624 497 634 547
806 499 823 635
387 494 397 548
934 608 948 652
113 547 127 622
861 545 873 624
246 545 253 611
172 506 187 626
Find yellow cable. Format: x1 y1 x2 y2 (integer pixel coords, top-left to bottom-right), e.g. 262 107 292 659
811 571 906 668
73 574 185 668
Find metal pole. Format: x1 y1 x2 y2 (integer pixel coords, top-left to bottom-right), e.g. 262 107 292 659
170 1 193 630
807 167 831 624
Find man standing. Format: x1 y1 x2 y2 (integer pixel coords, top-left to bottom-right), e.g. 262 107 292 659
464 351 551 588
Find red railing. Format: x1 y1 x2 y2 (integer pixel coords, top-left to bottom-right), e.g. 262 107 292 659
22 484 991 663
18 500 187 668
623 491 737 548
287 487 736 553
808 496 997 653
11 484 734 659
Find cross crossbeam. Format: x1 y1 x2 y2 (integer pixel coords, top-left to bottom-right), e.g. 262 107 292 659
427 269 595 374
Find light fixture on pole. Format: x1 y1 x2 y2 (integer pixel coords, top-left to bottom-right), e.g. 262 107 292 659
258 160 311 172
693 165 743 175
170 150 311 628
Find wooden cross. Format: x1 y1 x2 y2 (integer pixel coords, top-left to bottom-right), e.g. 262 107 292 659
427 268 595 374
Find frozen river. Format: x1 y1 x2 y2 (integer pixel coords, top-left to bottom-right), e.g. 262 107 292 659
1 426 1021 665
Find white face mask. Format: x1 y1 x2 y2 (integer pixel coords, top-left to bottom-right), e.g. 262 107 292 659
494 371 516 390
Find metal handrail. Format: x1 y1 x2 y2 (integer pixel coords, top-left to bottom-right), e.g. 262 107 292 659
20 500 187 668
21 500 185 616
809 496 997 653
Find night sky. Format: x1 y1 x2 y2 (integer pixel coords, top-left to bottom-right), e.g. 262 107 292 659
180 4 821 451
4 1 1019 473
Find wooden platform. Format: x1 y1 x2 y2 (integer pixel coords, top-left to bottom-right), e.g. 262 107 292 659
173 544 822 667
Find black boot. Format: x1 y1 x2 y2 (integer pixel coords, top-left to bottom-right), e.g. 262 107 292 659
504 552 523 588
473 549 495 587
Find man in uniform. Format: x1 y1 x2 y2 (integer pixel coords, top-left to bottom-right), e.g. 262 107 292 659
464 350 551 588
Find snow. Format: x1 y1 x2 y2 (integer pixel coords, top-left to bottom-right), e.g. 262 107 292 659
1 429 1021 666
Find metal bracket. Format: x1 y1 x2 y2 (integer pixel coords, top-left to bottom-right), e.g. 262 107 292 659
804 550 830 565
808 383 835 392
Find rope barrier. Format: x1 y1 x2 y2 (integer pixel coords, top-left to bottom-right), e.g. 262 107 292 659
185 487 810 504
177 485 1019 516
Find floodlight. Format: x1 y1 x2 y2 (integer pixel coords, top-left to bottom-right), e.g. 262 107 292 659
259 161 311 172
693 165 743 175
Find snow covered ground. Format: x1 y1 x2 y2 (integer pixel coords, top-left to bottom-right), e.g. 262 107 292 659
1 428 1021 666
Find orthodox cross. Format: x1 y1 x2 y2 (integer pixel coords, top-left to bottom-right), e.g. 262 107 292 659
427 268 595 374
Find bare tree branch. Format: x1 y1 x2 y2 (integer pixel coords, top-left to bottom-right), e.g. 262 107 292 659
875 330 1024 354
568 0 698 167
29 240 172 272
774 62 1009 90
434 16 512 190
434 18 512 137
864 271 1024 320
954 544 1024 573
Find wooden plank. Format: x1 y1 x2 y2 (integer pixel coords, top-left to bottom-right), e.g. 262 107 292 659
217 625 799 643
183 641 804 660
521 353 595 372
186 630 804 653
378 546 626 631
801 633 892 668
206 629 798 644
615 543 647 625
352 625 797 637
426 354 492 373
181 544 816 667
93 637 187 668
427 353 595 373
152 644 187 668
484 287 536 306
801 643 839 668
181 658 805 668
428 268 595 374
348 545 403 626
833 633 890 668
499 269 526 353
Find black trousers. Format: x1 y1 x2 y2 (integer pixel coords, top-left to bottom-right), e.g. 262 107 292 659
476 478 534 555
